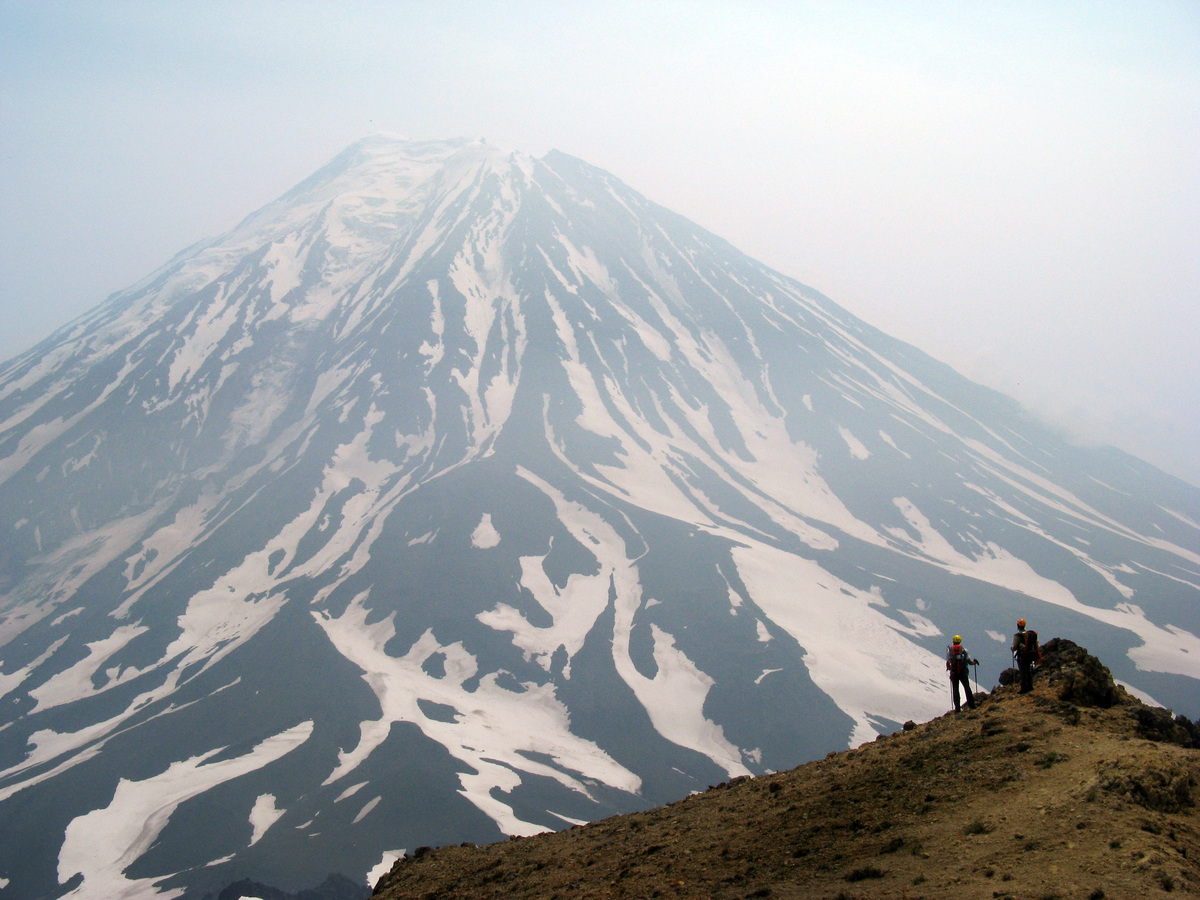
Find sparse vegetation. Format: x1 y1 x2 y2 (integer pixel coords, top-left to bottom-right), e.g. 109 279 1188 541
371 642 1200 900
844 865 885 882
1036 751 1069 769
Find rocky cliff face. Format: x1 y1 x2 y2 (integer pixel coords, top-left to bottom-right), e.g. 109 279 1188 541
0 136 1197 899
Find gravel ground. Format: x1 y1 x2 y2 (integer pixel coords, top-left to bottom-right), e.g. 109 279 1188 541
372 641 1200 900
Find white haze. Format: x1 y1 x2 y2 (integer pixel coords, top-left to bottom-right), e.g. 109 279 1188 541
0 1 1197 484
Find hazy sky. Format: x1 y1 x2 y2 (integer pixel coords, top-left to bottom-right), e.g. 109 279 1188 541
2 1 1198 484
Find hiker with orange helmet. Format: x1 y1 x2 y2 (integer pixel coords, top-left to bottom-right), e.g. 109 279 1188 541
946 635 978 711
1011 618 1040 694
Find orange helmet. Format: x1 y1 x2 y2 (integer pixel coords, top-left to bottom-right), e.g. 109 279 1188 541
1017 618 1026 629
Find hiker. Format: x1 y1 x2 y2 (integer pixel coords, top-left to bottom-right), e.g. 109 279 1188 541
946 635 978 711
1011 618 1040 693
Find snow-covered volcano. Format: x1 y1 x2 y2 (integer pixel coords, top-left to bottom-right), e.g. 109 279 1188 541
1 136 1197 899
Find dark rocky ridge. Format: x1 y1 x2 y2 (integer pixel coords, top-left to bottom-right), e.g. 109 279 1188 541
212 873 370 900
369 640 1200 899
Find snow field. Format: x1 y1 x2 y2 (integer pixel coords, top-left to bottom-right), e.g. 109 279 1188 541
57 722 312 899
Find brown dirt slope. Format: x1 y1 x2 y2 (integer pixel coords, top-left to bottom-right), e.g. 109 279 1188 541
371 639 1200 899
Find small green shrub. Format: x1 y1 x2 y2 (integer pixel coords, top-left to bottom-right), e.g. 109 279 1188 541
1036 752 1068 769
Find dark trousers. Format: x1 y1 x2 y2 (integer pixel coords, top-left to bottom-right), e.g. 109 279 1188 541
951 671 975 710
1017 654 1034 693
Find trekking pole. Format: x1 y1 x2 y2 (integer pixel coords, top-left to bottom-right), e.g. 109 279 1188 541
971 661 979 695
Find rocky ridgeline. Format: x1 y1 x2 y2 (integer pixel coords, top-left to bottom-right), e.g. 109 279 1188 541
366 638 1200 900
1025 638 1200 746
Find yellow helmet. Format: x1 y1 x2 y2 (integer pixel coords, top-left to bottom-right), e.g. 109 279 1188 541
953 635 962 644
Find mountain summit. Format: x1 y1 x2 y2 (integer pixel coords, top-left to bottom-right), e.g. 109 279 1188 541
0 136 1197 899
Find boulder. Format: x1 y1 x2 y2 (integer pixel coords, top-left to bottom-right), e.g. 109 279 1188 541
1036 638 1119 708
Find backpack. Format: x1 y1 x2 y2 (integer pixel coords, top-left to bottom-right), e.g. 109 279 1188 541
1019 629 1041 662
947 644 969 675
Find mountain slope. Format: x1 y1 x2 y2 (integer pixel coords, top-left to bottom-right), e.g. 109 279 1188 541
371 641 1200 899
0 136 1197 899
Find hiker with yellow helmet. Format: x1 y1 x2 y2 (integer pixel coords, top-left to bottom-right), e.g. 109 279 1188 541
945 634 978 711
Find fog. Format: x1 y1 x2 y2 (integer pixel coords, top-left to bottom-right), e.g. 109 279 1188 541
2 1 1196 483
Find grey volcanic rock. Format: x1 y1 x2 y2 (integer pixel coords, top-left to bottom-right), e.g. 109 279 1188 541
215 874 368 900
0 136 1197 899
1038 636 1121 707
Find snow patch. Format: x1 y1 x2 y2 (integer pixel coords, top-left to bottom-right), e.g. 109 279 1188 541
892 496 1200 678
249 793 284 846
56 721 312 899
730 540 948 746
479 472 614 675
28 624 148 712
367 851 405 889
353 796 382 824
1158 504 1200 531
482 469 752 778
313 592 640 837
0 636 67 701
335 781 369 802
878 430 909 458
837 426 870 460
755 668 782 684
471 513 500 549
637 624 750 777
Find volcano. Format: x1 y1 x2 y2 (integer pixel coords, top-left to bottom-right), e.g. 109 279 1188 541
0 136 1197 899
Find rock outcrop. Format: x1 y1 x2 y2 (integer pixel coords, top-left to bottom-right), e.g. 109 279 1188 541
1037 637 1122 708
